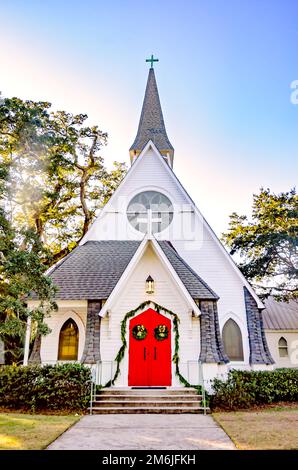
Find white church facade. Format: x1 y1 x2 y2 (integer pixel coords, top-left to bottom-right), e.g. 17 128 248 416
28 65 274 390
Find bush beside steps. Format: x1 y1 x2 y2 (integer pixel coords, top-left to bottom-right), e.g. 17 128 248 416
210 368 298 411
0 363 91 412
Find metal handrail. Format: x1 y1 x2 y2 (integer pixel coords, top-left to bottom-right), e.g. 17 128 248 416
198 360 207 415
89 365 96 415
90 359 207 414
179 360 207 415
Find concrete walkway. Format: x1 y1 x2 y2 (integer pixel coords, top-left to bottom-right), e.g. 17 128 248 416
47 414 236 450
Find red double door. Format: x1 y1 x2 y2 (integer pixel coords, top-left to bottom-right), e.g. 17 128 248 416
128 308 172 386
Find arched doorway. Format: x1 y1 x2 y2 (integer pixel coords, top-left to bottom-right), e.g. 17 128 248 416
128 308 172 386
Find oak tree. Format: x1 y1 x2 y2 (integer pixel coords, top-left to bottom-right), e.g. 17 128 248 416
222 188 298 302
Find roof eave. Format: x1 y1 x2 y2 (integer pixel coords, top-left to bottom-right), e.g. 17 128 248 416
99 237 202 318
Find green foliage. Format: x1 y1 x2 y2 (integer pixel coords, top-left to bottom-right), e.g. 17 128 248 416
0 207 57 363
0 95 127 264
0 363 91 411
132 324 148 340
222 188 298 302
210 368 298 410
0 94 127 363
154 324 169 341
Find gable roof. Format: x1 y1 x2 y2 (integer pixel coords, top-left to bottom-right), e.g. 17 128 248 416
262 297 298 330
158 241 218 300
80 141 264 308
39 239 217 302
129 68 174 160
98 237 202 317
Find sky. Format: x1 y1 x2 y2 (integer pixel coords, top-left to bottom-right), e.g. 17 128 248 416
1 0 297 236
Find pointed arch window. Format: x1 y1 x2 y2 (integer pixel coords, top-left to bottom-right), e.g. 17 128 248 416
278 337 288 357
58 319 79 360
222 319 244 361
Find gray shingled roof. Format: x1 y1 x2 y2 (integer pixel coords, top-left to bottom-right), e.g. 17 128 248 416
36 240 218 301
47 241 140 300
158 241 219 300
262 297 298 330
130 68 174 156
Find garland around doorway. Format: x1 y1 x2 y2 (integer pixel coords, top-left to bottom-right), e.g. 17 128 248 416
104 300 196 389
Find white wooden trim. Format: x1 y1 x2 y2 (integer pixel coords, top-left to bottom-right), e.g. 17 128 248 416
99 237 148 317
99 237 201 318
150 238 201 317
23 316 32 366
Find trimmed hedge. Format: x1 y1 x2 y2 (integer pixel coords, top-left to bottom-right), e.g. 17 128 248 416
210 368 298 411
0 363 91 412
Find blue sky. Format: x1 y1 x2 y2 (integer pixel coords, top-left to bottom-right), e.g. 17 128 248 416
1 0 297 235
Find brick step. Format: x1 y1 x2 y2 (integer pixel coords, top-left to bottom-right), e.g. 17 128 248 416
91 400 202 408
93 394 202 401
89 406 209 414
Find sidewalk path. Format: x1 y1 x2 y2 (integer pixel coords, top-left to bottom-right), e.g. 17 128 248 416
47 414 236 450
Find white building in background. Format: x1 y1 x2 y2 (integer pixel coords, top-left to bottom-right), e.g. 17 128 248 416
263 297 298 369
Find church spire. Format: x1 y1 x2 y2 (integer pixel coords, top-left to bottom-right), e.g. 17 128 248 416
129 58 174 167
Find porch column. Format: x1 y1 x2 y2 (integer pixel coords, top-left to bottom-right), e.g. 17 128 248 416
23 316 31 366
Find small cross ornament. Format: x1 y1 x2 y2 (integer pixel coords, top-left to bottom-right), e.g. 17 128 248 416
146 54 159 68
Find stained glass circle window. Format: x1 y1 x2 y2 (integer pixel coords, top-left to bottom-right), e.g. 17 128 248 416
127 191 173 233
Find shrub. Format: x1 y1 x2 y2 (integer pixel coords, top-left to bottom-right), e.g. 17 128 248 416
0 363 91 412
210 368 298 411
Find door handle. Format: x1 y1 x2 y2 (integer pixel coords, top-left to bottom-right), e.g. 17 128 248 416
144 347 146 360
154 347 157 360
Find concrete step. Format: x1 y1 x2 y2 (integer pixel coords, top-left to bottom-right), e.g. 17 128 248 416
93 394 202 402
89 406 209 414
91 400 202 408
97 388 200 395
89 387 207 414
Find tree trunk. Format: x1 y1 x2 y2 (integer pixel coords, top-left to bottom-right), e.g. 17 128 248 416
79 171 91 236
35 216 44 240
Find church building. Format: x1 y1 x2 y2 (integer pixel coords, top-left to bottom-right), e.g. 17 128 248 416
28 60 274 391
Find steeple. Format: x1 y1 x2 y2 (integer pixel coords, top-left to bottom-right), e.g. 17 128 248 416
129 61 174 167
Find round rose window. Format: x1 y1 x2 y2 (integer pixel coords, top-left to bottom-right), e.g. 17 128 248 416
127 191 173 233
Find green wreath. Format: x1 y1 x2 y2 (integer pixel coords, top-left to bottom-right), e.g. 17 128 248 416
154 324 169 341
132 324 147 340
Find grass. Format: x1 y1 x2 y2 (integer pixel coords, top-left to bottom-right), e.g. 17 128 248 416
0 413 81 450
213 405 298 450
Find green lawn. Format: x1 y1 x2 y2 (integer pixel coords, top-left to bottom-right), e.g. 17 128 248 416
213 405 298 450
0 413 80 450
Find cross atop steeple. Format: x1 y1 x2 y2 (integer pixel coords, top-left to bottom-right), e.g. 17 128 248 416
146 54 159 69
129 64 174 167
